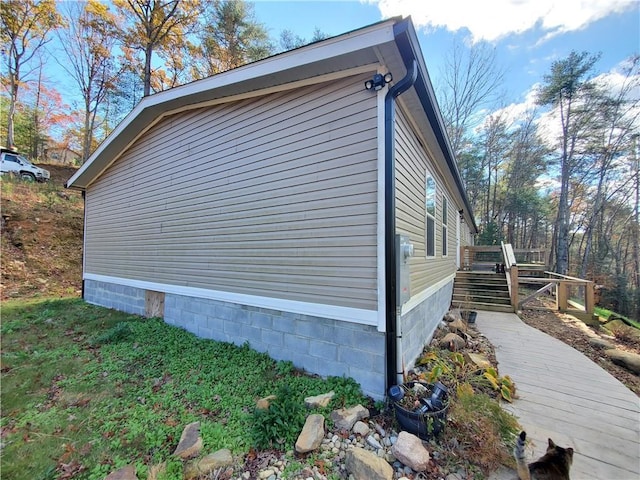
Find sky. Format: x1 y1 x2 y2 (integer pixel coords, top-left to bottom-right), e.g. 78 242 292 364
250 0 640 118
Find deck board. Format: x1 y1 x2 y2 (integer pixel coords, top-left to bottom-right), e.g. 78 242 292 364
477 311 640 480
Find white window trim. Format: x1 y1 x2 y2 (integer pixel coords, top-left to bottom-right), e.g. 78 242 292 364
425 172 436 258
442 195 448 257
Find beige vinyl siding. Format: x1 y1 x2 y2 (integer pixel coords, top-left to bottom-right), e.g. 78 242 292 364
84 73 379 310
395 107 457 295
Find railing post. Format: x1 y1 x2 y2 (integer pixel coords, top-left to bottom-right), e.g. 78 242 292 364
585 281 595 315
557 281 568 312
510 265 519 311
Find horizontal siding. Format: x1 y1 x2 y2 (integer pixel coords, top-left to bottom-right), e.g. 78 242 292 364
85 73 379 311
395 108 457 296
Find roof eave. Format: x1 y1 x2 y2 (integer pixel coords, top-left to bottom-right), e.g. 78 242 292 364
65 19 399 191
391 18 479 233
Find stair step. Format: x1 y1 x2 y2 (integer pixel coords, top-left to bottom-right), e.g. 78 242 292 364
454 270 513 312
453 289 511 300
452 295 511 305
454 282 510 290
460 302 515 313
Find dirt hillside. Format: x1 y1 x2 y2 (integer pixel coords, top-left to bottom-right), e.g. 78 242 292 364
1 165 83 299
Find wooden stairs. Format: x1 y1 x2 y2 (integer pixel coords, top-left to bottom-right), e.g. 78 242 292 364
452 271 514 312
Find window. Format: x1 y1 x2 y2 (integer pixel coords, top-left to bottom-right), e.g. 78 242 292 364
425 174 436 257
442 196 448 256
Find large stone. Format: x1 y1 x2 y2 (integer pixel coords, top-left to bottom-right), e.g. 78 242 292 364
443 312 458 323
352 421 371 436
184 449 234 479
439 333 466 351
391 431 431 472
604 349 640 375
330 405 369 431
345 447 393 480
295 414 325 453
173 421 203 459
588 337 614 350
448 319 467 334
304 391 335 408
256 395 277 410
104 465 137 480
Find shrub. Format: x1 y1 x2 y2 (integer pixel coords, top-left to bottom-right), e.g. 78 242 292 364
251 384 307 449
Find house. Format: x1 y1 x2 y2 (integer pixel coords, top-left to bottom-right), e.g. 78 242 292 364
44 144 81 165
66 17 477 399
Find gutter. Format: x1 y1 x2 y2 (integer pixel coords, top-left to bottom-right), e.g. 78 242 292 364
393 19 478 234
384 58 417 392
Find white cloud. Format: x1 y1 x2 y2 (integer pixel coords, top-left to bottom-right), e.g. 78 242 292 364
368 0 636 43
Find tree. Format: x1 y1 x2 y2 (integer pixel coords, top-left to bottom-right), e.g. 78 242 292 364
502 112 549 247
114 0 201 96
436 39 505 158
0 0 62 148
57 0 119 162
537 51 601 275
194 0 272 77
278 26 328 53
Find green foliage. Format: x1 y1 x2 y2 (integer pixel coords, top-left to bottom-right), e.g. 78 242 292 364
417 349 485 393
483 367 516 402
251 384 306 449
1 298 367 478
90 321 133 345
477 220 502 246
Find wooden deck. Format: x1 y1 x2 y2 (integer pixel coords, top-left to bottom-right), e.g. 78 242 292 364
476 311 640 480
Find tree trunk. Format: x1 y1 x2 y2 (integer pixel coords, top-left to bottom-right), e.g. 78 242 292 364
7 74 18 149
143 44 153 96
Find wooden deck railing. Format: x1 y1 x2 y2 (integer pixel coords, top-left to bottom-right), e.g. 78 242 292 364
517 272 595 318
460 244 595 319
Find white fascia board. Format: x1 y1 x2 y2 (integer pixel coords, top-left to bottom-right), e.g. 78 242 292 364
67 20 397 190
85 273 378 327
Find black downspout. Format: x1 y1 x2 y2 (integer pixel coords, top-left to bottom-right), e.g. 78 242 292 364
385 59 417 393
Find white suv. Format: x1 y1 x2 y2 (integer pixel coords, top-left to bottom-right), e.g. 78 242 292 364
0 148 50 182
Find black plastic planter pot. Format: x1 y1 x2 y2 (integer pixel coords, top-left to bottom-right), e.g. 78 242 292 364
393 382 449 440
461 310 477 323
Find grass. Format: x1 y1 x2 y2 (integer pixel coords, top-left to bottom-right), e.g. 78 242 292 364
594 306 640 329
0 298 367 480
1 168 84 300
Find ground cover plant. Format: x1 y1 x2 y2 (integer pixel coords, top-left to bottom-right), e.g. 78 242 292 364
0 298 366 479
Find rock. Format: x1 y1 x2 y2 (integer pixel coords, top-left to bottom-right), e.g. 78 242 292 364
173 422 203 459
304 391 335 408
104 465 137 480
352 421 370 436
345 447 393 480
256 395 277 410
464 352 492 369
448 318 467 333
366 435 383 450
259 469 275 479
439 332 466 351
391 431 430 472
589 337 614 350
445 472 464 480
330 405 369 431
604 349 640 375
184 449 234 479
443 312 458 323
295 414 325 453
